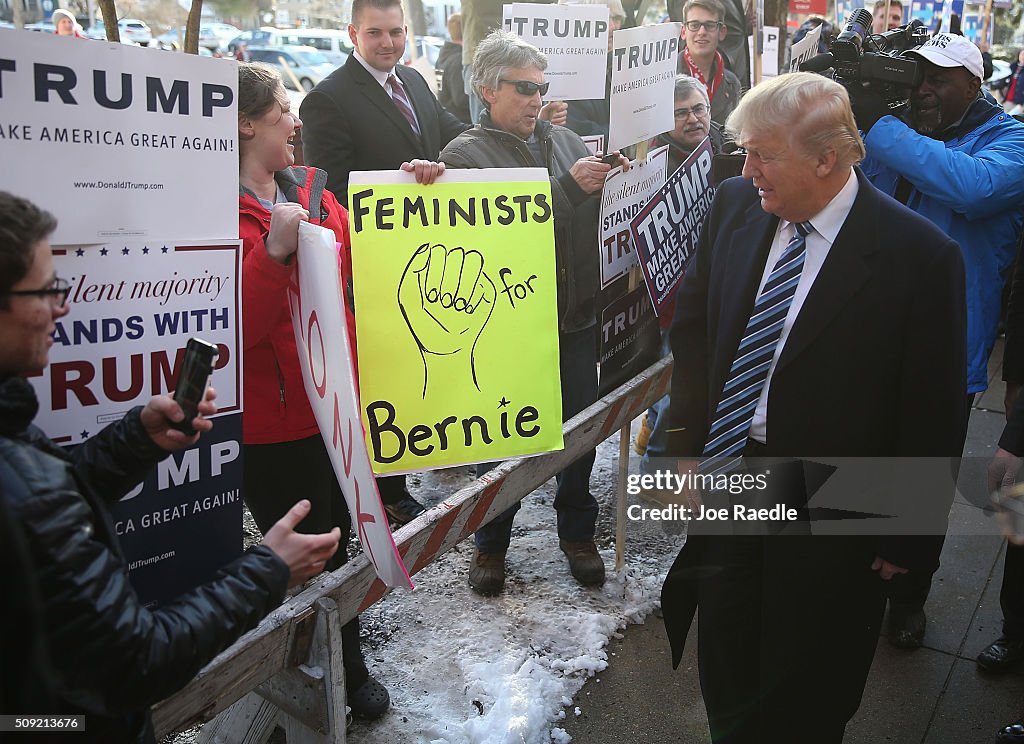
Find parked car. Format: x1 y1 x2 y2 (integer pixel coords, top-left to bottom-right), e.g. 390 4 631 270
200 22 241 49
404 35 444 67
248 45 335 91
277 28 351 66
86 18 152 45
228 28 285 54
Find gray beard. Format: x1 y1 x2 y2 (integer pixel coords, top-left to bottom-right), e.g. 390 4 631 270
911 107 943 135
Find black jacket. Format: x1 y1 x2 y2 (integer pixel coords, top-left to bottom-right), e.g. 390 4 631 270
0 376 289 744
436 40 471 125
300 55 470 205
662 171 967 666
441 113 599 333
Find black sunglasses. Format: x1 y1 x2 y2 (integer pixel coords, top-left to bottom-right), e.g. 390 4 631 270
6 277 71 308
499 79 550 97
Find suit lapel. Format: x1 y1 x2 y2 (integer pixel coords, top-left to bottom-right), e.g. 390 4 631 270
718 197 778 356
348 57 423 152
774 169 877 373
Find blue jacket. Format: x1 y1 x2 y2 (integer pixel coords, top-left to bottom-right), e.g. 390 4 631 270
862 97 1024 393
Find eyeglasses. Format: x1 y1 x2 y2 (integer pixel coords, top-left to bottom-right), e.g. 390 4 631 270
674 103 709 119
499 79 550 97
5 277 71 308
684 20 724 32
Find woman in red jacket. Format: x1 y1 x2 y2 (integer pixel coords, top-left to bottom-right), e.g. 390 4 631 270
236 63 389 719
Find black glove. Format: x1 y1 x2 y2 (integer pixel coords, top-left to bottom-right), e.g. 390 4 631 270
848 84 896 134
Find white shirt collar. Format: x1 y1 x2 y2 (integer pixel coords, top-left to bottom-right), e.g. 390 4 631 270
782 168 858 244
353 50 394 88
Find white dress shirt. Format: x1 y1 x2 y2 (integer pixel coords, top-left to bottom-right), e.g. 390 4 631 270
749 169 859 442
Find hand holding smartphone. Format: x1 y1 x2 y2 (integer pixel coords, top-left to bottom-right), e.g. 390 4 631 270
172 338 219 436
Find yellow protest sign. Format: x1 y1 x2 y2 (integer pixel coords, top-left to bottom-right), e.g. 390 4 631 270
349 169 564 474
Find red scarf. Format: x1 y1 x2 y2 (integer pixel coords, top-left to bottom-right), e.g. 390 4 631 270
684 47 726 103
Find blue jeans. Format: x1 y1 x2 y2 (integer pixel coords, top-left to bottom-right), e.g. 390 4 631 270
475 327 599 553
639 330 672 475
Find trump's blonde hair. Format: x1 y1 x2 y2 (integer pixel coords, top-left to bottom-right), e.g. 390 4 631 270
725 72 865 167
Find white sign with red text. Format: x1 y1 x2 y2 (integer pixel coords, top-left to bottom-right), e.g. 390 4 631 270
599 145 669 288
288 223 412 590
31 240 241 442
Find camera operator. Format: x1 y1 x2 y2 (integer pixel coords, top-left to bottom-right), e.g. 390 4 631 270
855 33 1024 650
0 191 342 743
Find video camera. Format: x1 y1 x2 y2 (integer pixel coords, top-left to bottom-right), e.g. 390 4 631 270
800 8 931 109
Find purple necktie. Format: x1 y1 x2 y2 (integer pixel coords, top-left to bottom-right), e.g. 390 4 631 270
387 73 421 137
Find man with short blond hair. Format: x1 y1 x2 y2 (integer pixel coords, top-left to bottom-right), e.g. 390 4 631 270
661 72 966 742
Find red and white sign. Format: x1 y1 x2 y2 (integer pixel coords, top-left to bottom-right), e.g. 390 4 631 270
288 223 412 590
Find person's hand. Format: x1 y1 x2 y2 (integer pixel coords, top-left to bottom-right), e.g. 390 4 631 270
265 202 309 264
569 156 613 194
401 159 446 185
539 101 568 127
262 499 342 588
141 387 217 450
847 84 898 133
1006 383 1023 421
678 458 703 512
602 151 630 172
871 557 909 580
989 447 1023 494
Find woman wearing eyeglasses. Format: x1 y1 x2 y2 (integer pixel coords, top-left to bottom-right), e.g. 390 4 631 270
440 30 628 597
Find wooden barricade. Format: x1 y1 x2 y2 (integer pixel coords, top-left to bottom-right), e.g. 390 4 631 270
152 356 673 743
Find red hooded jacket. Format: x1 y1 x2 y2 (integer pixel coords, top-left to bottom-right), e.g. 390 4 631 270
238 166 356 445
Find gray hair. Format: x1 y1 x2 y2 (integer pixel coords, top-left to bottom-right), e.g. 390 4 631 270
674 75 710 106
472 30 547 100
725 72 865 167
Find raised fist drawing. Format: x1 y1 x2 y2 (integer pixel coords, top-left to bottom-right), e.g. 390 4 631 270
398 243 497 397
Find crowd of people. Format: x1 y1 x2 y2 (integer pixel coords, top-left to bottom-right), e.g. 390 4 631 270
5 0 1024 741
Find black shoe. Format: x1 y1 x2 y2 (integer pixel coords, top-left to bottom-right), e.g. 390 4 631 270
978 636 1024 673
559 540 606 587
997 719 1024 743
468 549 506 596
383 492 426 526
348 675 390 720
888 606 926 649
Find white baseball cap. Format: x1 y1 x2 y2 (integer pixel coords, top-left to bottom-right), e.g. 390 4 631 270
904 33 985 81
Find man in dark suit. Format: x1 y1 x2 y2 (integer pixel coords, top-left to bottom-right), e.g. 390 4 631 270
300 0 470 523
660 72 967 742
300 0 469 206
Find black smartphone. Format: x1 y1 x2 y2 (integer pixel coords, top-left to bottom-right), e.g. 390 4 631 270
172 338 219 436
601 152 622 166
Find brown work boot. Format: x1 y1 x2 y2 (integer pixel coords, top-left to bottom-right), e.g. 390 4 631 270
559 540 606 587
468 549 506 596
634 415 652 455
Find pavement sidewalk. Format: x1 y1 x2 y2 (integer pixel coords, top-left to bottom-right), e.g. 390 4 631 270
563 342 1024 744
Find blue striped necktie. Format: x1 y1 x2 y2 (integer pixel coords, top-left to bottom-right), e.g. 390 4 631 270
702 221 814 458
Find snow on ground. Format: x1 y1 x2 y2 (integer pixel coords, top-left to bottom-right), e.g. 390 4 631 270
349 428 684 744
171 425 683 744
